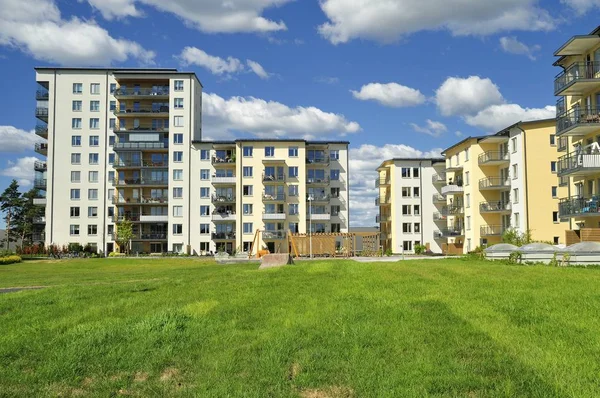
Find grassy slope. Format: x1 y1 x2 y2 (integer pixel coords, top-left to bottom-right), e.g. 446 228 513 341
1 258 599 397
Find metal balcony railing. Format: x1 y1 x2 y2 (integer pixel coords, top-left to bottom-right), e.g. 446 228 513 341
441 205 464 216
307 177 330 184
114 106 169 115
35 107 49 119
307 194 330 202
212 157 236 165
435 228 463 238
263 174 286 183
263 231 287 240
35 124 48 137
113 178 168 186
114 160 169 168
212 232 236 240
480 225 506 236
559 196 600 218
36 90 49 100
263 193 286 201
556 97 566 117
554 61 600 95
34 161 47 171
114 87 169 96
32 216 46 224
375 177 391 187
479 177 510 190
556 107 600 136
479 201 511 213
558 153 600 176
376 215 390 223
114 142 167 150
138 233 167 240
478 151 509 164
212 194 236 203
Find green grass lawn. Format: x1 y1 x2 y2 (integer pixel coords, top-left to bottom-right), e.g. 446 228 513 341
1 258 600 397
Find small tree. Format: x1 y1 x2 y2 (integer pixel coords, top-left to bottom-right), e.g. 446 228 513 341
502 228 532 246
0 180 25 250
17 188 45 249
116 219 133 254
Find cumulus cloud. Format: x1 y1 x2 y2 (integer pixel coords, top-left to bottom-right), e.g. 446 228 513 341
560 0 600 15
499 36 541 60
465 104 556 131
85 0 291 33
351 82 426 108
246 59 271 79
0 126 43 153
435 76 504 116
410 120 448 137
202 93 360 139
318 0 555 44
0 0 155 65
178 47 271 79
0 157 40 187
349 144 442 226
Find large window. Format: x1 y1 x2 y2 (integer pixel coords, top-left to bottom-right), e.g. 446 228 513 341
402 205 411 215
330 150 339 160
200 169 210 180
173 169 183 180
173 133 183 144
173 152 183 162
401 168 411 178
243 204 253 215
89 118 100 129
289 167 299 178
174 116 184 127
71 135 81 146
173 206 183 217
201 149 210 160
200 187 210 198
88 207 98 217
402 223 412 233
243 185 253 196
402 187 411 197
200 224 210 234
71 153 81 164
88 171 98 183
243 146 253 157
200 206 210 216
265 146 275 157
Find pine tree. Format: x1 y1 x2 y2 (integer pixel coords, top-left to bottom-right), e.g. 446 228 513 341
0 180 25 250
17 188 45 248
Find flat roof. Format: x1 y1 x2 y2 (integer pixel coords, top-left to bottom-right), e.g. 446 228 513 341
193 139 350 144
441 136 486 155
553 25 600 62
376 157 445 170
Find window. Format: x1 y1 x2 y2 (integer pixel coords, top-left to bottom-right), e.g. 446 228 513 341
90 118 100 129
72 100 82 111
173 152 183 162
465 172 470 186
173 206 183 217
413 187 420 198
401 168 411 178
464 148 469 161
71 171 81 183
71 153 81 164
173 224 183 235
413 167 419 178
174 98 184 109
553 211 559 223
289 167 299 178
243 167 253 177
403 223 412 233
514 213 520 228
243 204 253 215
244 223 253 234
173 187 183 198
330 169 340 180
466 194 470 208
200 224 210 234
174 116 184 127
512 164 518 179
173 169 183 180
402 187 411 197
200 187 210 198
70 207 80 217
402 205 411 215
88 171 98 183
174 80 184 91
200 169 210 180
107 189 114 200
466 216 471 231
330 150 339 160
110 83 116 94
414 223 420 233
511 137 517 153
288 147 298 157
243 185 253 196
70 225 80 235
414 205 420 215
90 83 100 94
108 171 114 181
73 83 82 94
70 189 80 200
550 134 556 146
289 185 299 197
90 100 100 112
200 149 210 160
403 241 413 251
243 146 253 157
554 236 560 245
108 153 115 165
89 136 99 146
265 146 275 157
513 188 519 203
200 205 210 216
551 161 557 173
551 186 558 198
89 153 99 165
88 207 98 217
72 118 82 129
71 135 81 146
173 133 183 144
331 223 341 233
88 189 98 200
289 203 299 215
109 119 116 130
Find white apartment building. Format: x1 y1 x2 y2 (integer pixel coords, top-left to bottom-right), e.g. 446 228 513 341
376 158 446 254
33 67 349 255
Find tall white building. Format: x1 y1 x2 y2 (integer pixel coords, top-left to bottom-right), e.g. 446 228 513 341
33 67 349 255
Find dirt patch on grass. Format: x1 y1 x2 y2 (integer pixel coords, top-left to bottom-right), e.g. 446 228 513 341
288 362 301 381
300 386 354 398
81 377 95 387
133 372 148 383
45 382 87 397
160 367 180 382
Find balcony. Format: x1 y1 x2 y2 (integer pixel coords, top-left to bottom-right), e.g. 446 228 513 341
432 173 446 184
479 177 510 190
34 161 47 171
114 160 168 169
212 157 236 166
433 194 446 203
376 196 391 206
308 213 331 221
112 214 140 223
262 211 286 220
556 108 600 137
112 196 168 205
36 89 49 100
478 151 509 165
35 124 48 139
212 176 236 185
558 136 568 152
434 228 464 238
307 177 330 185
35 143 48 156
559 196 600 218
480 225 506 237
35 107 48 122
263 193 286 202
212 212 236 222
113 124 169 133
212 194 236 204
307 194 330 203
306 157 330 166
114 87 169 98
554 62 600 96
446 163 463 172
135 233 167 241
433 212 446 221
376 215 390 223
441 205 464 216
263 174 286 183
33 216 46 224
113 106 169 117
112 178 168 187
34 179 47 190
263 231 286 240
558 153 600 177
212 232 236 240
113 142 168 151
33 198 46 206
375 177 391 187
32 233 46 242
441 183 464 195
479 201 512 213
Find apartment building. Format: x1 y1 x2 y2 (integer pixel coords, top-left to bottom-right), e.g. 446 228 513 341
554 27 600 239
33 67 349 254
440 119 567 253
376 158 446 254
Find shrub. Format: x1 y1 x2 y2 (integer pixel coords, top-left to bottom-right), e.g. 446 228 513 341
502 228 532 246
507 251 522 265
414 244 427 255
384 248 393 256
108 252 126 257
0 255 22 265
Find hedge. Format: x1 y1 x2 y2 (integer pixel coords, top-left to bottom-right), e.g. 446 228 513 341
0 255 22 265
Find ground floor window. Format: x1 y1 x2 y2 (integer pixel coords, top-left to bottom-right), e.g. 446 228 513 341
403 241 412 251
173 243 183 253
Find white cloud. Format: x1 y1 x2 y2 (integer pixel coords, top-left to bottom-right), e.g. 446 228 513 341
0 126 43 153
318 0 555 44
351 82 426 108
246 59 270 79
499 36 541 60
560 0 600 15
85 0 141 19
455 131 464 137
349 144 442 226
435 76 504 116
315 76 340 85
465 104 556 131
179 46 244 76
85 0 291 33
0 0 155 65
202 93 360 139
1 157 40 187
410 120 448 137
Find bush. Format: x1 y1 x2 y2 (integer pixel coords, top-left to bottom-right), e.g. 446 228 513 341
0 255 22 265
414 244 427 255
108 252 126 257
507 251 522 265
384 248 393 256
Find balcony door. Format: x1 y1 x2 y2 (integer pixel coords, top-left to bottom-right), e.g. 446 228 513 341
502 215 511 231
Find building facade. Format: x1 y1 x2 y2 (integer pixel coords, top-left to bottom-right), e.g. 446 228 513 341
376 158 446 254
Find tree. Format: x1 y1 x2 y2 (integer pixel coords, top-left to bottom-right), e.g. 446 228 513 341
116 219 133 254
0 180 25 250
16 188 45 248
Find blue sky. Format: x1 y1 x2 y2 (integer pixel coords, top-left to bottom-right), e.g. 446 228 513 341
0 0 598 226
